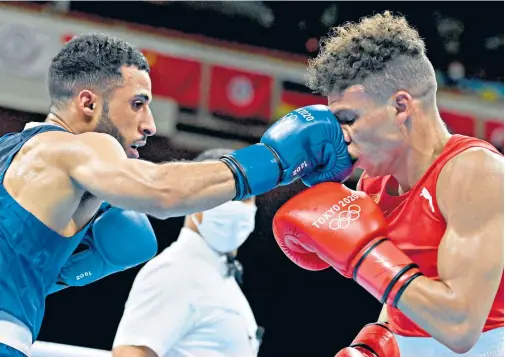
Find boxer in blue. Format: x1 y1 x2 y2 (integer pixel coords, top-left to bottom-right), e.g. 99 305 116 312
0 33 353 356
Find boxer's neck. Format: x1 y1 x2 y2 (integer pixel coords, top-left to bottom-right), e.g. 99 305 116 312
392 106 451 193
45 107 94 135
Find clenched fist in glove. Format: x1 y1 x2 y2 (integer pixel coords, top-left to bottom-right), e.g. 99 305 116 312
272 182 423 307
221 105 354 200
334 323 400 357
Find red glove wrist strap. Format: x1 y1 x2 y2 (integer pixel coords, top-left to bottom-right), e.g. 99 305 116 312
389 268 423 307
348 323 399 357
351 237 423 307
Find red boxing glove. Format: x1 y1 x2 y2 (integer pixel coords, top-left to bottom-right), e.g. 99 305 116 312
272 182 422 306
334 323 400 357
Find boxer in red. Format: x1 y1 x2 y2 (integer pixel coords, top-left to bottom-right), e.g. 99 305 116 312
272 11 504 357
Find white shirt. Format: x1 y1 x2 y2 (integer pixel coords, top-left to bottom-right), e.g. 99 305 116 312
113 228 260 357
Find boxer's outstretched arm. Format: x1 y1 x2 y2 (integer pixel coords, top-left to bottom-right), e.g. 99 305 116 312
396 148 504 353
54 132 236 218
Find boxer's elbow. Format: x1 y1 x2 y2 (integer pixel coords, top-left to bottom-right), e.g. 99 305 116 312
444 328 479 354
149 194 183 219
442 319 480 354
153 189 196 219
430 297 479 353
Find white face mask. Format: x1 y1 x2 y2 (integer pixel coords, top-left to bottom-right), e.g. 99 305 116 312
192 201 257 253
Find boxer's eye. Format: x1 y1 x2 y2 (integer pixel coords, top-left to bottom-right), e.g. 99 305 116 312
333 110 357 125
340 117 356 125
132 101 144 110
336 115 356 125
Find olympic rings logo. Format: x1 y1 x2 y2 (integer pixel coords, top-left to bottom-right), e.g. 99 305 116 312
328 205 361 230
283 113 298 121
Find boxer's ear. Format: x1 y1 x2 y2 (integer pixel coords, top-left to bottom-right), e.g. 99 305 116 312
78 90 97 117
392 91 412 125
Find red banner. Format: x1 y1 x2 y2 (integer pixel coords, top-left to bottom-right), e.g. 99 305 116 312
143 50 201 109
282 90 326 107
440 110 476 137
484 120 504 149
275 90 326 119
61 34 74 43
209 66 272 120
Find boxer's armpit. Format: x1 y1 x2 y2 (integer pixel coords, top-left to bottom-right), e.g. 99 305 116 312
53 132 236 219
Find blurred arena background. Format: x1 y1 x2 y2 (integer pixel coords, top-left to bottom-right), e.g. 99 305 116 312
0 1 502 356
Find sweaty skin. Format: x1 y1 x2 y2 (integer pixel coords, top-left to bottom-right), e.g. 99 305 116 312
374 149 503 353
396 148 504 353
4 132 235 236
4 66 236 238
328 84 503 353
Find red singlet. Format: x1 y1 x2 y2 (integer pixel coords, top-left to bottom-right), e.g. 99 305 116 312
358 134 504 337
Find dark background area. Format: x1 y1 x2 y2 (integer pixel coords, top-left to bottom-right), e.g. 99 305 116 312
67 1 503 81
1 1 502 356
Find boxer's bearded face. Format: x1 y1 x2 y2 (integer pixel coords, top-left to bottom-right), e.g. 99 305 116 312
328 87 408 177
95 99 124 144
96 66 156 159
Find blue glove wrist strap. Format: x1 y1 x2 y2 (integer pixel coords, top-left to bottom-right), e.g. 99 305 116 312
221 144 281 200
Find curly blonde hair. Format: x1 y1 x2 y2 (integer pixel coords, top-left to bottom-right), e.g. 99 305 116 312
307 11 437 103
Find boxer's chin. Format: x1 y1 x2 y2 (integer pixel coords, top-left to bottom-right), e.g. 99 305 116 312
349 154 360 170
126 147 140 159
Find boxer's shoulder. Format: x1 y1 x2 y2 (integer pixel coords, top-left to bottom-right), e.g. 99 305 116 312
13 130 116 161
30 132 127 173
39 131 123 156
436 147 503 218
443 146 502 170
4 131 125 207
14 130 71 156
438 147 503 188
3 131 75 187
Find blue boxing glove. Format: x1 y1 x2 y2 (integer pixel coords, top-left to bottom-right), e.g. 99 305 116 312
221 105 353 200
48 204 157 294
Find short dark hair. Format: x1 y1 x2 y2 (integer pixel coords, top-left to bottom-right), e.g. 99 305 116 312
193 148 234 162
307 11 436 102
48 33 150 109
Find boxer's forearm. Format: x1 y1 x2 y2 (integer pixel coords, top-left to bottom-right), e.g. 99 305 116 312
68 135 237 217
152 161 236 218
396 276 478 353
